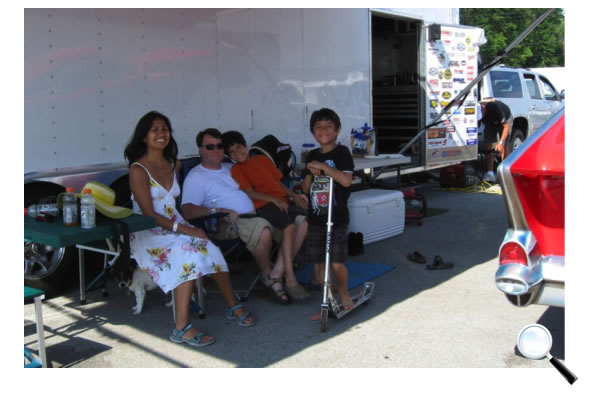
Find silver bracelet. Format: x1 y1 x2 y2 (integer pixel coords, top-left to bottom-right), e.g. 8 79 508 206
172 221 179 232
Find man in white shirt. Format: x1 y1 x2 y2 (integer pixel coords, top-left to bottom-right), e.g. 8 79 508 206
181 129 291 305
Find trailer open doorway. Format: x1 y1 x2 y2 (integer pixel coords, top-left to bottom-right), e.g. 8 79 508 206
370 13 422 167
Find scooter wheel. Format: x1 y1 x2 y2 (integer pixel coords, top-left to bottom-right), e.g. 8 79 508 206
320 309 328 332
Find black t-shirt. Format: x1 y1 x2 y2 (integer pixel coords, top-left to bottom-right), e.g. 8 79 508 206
482 101 512 126
303 145 354 225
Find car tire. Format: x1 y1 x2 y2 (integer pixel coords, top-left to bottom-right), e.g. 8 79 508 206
25 182 77 297
509 128 526 155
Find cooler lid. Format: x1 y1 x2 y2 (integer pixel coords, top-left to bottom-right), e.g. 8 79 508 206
348 189 404 207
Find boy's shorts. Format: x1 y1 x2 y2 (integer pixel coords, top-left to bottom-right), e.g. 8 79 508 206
256 202 306 230
305 223 348 264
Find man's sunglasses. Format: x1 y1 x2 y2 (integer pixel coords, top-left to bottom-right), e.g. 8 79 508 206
201 143 224 150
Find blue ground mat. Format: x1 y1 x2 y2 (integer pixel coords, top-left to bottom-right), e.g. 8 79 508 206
295 261 395 290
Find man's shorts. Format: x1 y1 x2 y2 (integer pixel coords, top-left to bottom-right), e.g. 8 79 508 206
305 223 348 264
212 215 271 252
481 116 514 145
212 214 305 252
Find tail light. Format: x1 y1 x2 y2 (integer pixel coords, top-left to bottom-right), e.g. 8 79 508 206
499 242 528 266
496 241 529 295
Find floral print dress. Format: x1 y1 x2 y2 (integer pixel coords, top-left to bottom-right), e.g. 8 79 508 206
129 162 228 293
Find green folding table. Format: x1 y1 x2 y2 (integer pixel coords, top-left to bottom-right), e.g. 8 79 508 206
24 214 156 304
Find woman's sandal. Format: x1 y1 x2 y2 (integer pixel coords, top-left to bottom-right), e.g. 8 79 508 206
170 323 215 347
426 255 454 270
261 274 291 305
225 304 257 327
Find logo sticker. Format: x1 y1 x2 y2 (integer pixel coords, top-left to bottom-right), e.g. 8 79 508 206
444 69 452 80
457 43 466 51
442 91 452 99
428 67 438 76
465 108 476 115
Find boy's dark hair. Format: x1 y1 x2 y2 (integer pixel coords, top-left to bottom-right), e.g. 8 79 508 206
196 128 222 148
222 130 247 155
310 108 341 134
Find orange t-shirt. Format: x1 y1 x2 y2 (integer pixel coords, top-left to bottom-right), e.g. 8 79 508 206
231 155 286 209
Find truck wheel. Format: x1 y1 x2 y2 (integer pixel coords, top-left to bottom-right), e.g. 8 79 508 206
25 182 76 297
509 129 526 155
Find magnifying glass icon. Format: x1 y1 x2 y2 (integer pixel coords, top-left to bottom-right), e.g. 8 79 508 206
517 323 578 385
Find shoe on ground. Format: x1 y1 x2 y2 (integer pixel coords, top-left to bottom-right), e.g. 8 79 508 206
483 171 496 183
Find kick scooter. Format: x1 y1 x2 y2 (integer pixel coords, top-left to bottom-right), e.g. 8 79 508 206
312 175 374 332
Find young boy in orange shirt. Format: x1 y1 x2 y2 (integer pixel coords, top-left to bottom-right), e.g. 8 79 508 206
222 130 311 301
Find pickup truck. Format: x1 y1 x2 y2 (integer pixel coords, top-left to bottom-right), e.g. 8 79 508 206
479 65 564 153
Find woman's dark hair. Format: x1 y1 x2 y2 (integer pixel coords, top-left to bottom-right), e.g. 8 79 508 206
222 130 246 155
310 108 341 134
124 111 178 167
195 128 222 148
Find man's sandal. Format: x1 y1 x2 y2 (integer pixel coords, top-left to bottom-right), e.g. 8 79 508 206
426 255 454 270
225 304 257 327
170 323 215 347
261 274 291 305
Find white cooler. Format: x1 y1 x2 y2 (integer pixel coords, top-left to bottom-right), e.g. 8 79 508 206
347 189 405 245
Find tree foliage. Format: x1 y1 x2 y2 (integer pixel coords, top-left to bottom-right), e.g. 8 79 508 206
460 8 564 68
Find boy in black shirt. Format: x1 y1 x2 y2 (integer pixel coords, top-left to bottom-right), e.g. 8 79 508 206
302 108 355 316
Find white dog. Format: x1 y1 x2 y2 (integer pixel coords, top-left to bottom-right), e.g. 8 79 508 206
119 268 173 315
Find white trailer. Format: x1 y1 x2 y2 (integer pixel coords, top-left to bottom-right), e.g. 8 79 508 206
25 8 484 293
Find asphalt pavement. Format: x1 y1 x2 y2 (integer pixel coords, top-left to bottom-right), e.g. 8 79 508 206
24 179 564 369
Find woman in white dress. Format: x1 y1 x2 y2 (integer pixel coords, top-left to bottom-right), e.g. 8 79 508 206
124 111 256 347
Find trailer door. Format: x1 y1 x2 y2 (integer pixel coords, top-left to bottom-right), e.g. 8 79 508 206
422 23 486 166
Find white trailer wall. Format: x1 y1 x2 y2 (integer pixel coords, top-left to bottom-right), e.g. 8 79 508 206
25 8 460 174
25 8 219 172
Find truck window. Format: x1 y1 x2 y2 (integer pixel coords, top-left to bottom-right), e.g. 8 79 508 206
539 76 559 101
489 71 522 98
524 74 542 100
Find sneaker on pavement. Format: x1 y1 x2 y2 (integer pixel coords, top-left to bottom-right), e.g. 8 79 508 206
483 171 496 183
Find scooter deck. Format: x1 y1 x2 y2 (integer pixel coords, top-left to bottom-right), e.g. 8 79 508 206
326 282 374 319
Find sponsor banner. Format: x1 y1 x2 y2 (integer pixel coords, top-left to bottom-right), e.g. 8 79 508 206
426 145 478 165
425 23 479 165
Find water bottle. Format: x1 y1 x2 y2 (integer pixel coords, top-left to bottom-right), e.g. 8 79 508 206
208 199 218 233
80 188 96 229
25 203 59 217
62 187 79 227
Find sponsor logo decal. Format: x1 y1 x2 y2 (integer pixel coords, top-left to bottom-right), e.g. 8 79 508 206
466 37 472 45
442 82 453 88
466 127 477 133
430 100 438 108
428 67 438 76
427 128 447 139
461 60 467 66
467 139 477 145
442 91 452 99
429 79 439 87
457 43 466 51
449 61 460 67
465 108 476 115
453 78 466 84
444 69 452 79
